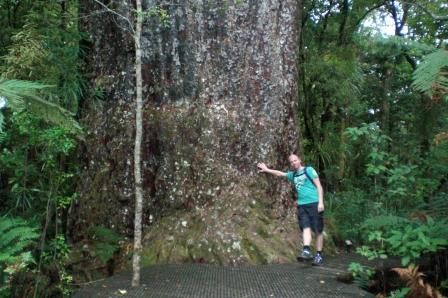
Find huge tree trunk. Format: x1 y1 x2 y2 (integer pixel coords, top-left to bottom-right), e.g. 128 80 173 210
70 0 300 269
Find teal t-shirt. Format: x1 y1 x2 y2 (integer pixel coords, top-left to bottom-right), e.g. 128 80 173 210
286 167 319 205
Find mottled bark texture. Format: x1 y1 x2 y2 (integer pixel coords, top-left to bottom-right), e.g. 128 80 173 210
70 0 300 266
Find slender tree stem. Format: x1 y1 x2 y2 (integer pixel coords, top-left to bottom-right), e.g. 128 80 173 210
132 0 143 288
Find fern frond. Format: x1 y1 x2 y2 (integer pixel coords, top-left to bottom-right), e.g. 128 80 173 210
0 79 51 110
392 265 423 285
412 49 448 101
0 216 30 232
23 91 83 135
0 227 40 250
0 217 39 265
392 265 442 298
88 226 122 263
0 79 83 135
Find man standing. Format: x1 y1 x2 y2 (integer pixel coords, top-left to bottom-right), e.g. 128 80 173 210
257 154 325 266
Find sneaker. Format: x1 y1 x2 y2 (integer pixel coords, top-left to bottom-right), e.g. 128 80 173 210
312 253 323 266
297 248 313 261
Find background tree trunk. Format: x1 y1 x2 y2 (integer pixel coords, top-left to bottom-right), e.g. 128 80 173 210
70 0 302 267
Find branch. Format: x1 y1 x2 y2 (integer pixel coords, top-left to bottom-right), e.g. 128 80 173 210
78 8 112 19
92 0 136 35
352 2 388 31
301 0 318 28
410 1 448 21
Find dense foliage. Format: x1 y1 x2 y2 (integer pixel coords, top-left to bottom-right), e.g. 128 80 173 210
0 0 82 296
298 0 448 295
0 0 446 296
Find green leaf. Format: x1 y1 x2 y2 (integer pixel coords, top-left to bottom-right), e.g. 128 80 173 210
401 256 411 266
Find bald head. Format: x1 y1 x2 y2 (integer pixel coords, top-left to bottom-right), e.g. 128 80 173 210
288 154 302 170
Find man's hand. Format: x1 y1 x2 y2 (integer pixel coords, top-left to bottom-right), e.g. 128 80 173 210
257 162 268 172
318 202 324 213
257 163 285 177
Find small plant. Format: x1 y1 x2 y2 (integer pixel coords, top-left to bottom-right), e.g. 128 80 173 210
41 234 71 263
439 279 448 292
353 216 448 297
386 218 448 266
348 262 375 289
141 6 171 29
388 287 411 298
88 226 122 263
57 270 74 297
359 216 448 267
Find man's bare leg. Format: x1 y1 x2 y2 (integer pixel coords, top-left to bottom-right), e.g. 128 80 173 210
303 227 312 246
316 233 323 251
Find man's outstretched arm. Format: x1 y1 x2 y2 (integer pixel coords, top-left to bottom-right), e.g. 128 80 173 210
257 162 286 177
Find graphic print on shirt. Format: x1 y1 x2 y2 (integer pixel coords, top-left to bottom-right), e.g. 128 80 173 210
293 173 307 192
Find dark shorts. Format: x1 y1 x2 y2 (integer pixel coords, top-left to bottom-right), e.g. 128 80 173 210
297 202 324 233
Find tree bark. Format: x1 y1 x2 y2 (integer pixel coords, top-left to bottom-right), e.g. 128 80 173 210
71 0 300 266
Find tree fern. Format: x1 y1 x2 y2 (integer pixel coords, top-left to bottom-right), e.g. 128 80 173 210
412 48 448 101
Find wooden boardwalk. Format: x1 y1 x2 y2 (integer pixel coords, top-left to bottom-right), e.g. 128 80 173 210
73 253 374 297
